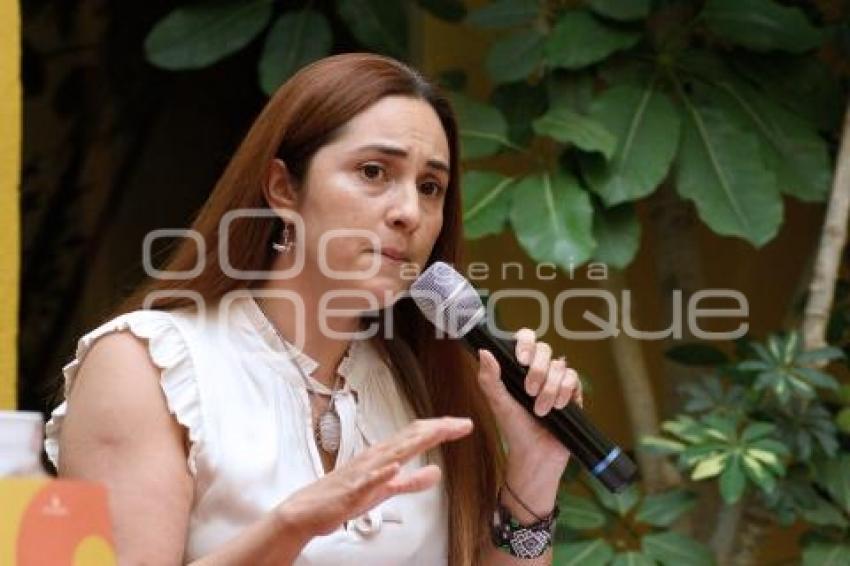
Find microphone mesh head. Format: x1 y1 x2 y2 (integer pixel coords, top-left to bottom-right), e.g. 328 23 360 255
409 262 485 338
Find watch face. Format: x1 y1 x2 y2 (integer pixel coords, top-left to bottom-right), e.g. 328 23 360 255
510 528 551 559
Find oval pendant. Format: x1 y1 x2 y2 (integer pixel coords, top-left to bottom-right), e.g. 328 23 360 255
318 410 341 453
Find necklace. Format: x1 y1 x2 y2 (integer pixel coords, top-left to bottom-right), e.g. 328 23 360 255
254 298 346 454
285 340 344 454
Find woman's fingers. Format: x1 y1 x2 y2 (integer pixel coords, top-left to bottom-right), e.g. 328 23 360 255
383 464 442 495
554 367 581 410
374 417 472 469
514 328 536 365
524 340 552 396
533 357 566 416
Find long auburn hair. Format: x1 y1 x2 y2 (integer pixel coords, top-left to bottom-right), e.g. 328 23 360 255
116 52 504 564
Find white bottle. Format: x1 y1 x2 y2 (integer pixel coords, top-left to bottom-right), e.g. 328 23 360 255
0 410 46 476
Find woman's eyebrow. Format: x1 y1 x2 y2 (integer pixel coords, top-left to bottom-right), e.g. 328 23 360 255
352 143 449 175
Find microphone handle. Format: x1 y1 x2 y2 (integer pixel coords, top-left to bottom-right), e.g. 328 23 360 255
463 322 637 492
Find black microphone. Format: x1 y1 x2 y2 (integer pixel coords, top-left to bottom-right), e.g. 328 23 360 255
409 261 637 492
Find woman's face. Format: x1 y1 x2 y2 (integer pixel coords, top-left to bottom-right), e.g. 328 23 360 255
270 95 451 309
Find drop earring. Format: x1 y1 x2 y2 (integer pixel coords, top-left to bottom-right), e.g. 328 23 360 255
272 223 294 253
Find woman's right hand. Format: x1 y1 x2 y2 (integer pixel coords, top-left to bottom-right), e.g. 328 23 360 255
276 416 473 539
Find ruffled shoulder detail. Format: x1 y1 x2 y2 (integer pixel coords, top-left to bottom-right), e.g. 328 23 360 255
44 309 203 476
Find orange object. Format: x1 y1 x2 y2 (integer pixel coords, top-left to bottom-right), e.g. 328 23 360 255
0 478 116 565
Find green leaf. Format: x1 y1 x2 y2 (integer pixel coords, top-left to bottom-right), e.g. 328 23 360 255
416 0 466 22
557 493 607 530
836 407 850 435
145 0 274 70
533 107 618 159
258 9 331 95
447 93 510 159
591 203 640 269
719 457 746 503
701 0 823 53
794 367 840 390
741 454 776 493
583 83 680 206
486 29 546 84
635 489 698 527
665 343 729 366
546 10 641 70
588 480 640 516
491 81 549 147
640 436 685 455
709 78 832 202
554 539 615 565
675 101 782 247
802 541 850 566
797 346 846 365
691 453 727 480
466 0 540 28
462 171 516 239
740 422 775 443
509 172 596 269
642 532 714 566
611 552 655 566
337 0 408 59
547 72 596 115
586 0 650 22
814 455 850 514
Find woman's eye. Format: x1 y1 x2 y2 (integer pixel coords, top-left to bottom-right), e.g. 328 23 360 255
360 163 385 182
420 181 444 197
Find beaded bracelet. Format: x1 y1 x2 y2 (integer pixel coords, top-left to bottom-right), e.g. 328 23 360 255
490 484 559 559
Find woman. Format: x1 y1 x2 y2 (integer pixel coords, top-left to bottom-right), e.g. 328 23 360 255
44 53 582 565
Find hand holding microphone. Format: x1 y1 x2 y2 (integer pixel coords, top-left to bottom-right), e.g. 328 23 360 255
410 262 637 492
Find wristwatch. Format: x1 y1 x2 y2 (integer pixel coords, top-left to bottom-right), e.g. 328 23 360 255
491 496 559 559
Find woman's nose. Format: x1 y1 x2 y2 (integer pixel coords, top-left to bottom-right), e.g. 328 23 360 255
386 182 421 231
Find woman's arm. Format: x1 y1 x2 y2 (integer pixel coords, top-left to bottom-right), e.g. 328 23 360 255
480 453 564 566
60 332 473 565
59 332 309 565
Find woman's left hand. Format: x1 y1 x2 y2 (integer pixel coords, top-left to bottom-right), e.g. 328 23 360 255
476 327 583 474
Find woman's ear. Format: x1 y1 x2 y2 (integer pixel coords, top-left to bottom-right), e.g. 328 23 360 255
264 158 299 210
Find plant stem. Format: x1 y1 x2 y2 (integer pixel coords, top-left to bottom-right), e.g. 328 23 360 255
803 101 850 354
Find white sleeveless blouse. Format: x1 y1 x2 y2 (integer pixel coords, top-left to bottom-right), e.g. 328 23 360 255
44 294 449 564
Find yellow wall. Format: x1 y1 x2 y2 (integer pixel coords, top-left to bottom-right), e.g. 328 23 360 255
0 0 20 410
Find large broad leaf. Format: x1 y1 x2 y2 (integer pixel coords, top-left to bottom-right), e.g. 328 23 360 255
486 29 546 84
337 0 408 59
582 83 680 206
634 489 698 527
533 107 618 159
591 203 640 269
416 0 466 22
465 0 540 28
547 72 596 114
491 81 549 147
701 0 823 53
710 78 831 202
145 0 274 70
554 539 615 565
729 54 844 132
802 541 850 566
611 552 655 566
557 493 607 530
258 9 331 95
509 173 596 269
447 93 510 159
462 171 516 239
546 10 640 70
675 102 782 247
586 0 650 22
642 532 714 566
